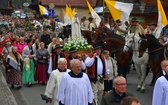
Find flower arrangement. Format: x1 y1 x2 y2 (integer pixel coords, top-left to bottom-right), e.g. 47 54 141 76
63 37 91 51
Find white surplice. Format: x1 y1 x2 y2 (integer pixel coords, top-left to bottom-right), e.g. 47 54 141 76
57 72 94 105
45 69 71 105
152 76 168 105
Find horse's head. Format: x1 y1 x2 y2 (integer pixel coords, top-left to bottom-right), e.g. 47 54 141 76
138 34 148 57
81 30 95 45
123 33 135 52
92 28 107 43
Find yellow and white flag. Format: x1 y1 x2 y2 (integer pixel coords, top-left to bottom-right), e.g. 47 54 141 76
104 0 133 22
39 5 49 15
66 5 73 20
62 8 69 25
155 0 168 39
86 0 101 27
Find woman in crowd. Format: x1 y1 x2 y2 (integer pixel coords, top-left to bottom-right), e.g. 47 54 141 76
2 39 13 67
6 46 23 89
22 39 36 87
35 42 50 84
32 38 40 51
17 37 27 55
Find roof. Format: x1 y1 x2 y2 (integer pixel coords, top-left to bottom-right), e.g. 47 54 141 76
41 0 97 7
0 0 8 9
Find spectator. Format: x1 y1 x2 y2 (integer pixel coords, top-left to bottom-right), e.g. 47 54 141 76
85 45 109 105
2 39 13 67
29 34 36 44
6 46 23 89
35 42 50 84
41 29 51 49
57 59 94 105
120 96 141 105
22 39 36 87
152 66 168 105
17 37 27 55
32 38 40 52
102 50 118 95
101 76 133 105
44 58 71 105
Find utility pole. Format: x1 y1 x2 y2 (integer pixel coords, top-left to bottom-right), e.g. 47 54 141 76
102 0 105 25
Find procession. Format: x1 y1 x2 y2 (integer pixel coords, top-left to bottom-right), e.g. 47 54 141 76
1 0 168 105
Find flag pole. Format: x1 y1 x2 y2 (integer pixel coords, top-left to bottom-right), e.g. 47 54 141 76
102 0 105 25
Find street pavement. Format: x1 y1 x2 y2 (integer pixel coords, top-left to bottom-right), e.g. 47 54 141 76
0 65 18 105
127 70 153 105
1 64 153 105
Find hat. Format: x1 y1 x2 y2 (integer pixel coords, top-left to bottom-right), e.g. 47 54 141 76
131 18 138 22
93 44 102 50
54 44 63 50
116 19 121 23
69 48 77 53
149 22 157 27
88 17 93 21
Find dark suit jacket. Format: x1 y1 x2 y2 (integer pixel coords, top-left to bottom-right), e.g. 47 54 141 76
101 90 133 105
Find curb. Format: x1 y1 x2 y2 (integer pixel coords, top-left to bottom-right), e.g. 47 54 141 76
0 68 18 105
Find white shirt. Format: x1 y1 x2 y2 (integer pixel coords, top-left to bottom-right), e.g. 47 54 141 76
85 56 109 75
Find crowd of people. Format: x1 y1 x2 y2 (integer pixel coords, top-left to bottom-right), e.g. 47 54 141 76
1 13 168 105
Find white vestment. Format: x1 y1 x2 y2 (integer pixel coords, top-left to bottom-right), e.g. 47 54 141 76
71 17 82 38
152 76 168 105
57 72 94 105
45 69 71 105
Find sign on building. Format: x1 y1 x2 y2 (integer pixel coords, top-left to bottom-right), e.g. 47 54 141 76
48 9 55 17
49 3 55 9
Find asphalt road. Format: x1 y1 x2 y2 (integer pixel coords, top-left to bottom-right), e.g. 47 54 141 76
0 65 153 105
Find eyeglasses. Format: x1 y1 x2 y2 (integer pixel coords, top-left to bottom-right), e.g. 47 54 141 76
115 83 126 87
73 66 82 69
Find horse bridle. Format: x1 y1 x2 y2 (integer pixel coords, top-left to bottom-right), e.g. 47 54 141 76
124 34 135 51
138 37 164 53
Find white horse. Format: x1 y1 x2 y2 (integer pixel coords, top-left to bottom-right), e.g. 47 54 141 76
123 33 149 93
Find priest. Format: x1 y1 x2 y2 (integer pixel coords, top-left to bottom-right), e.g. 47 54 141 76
44 58 71 105
57 59 94 105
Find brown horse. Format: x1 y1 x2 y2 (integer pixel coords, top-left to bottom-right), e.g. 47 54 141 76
81 30 95 45
93 27 133 79
102 38 132 68
138 34 164 85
